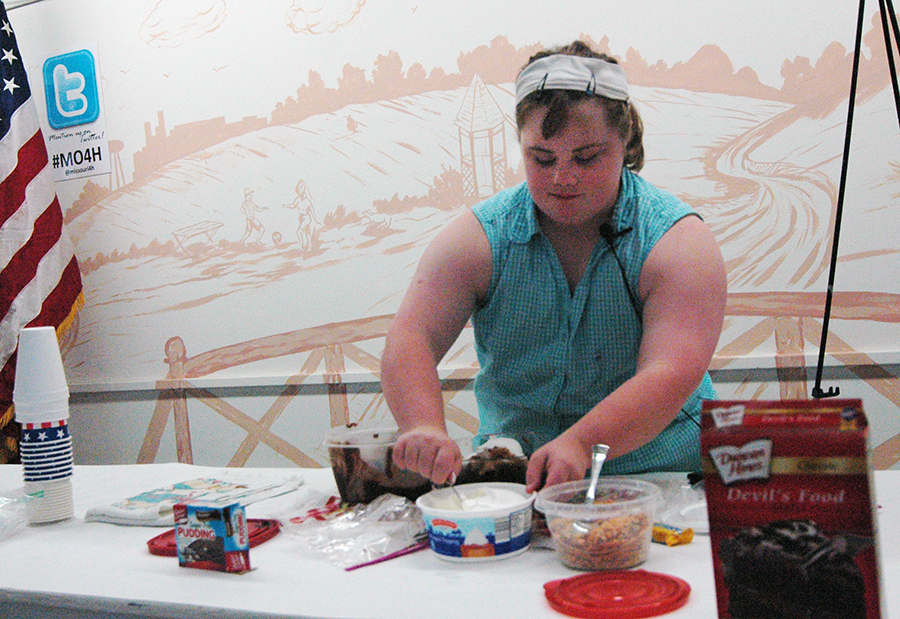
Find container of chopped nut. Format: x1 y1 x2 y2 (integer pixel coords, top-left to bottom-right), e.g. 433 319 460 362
535 478 662 571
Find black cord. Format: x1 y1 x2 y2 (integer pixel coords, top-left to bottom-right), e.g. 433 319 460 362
600 224 642 317
600 223 702 429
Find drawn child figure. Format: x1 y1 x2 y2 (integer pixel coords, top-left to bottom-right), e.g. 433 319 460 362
240 188 267 245
284 180 320 250
361 207 392 236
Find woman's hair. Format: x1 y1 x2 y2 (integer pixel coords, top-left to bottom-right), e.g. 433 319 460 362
515 40 644 172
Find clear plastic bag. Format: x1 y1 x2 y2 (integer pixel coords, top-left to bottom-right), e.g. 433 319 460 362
655 476 709 534
0 493 28 541
285 491 426 569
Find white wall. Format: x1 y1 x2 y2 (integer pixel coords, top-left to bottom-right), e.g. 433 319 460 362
5 0 898 468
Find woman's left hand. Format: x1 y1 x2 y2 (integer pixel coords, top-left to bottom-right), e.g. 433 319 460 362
525 433 591 493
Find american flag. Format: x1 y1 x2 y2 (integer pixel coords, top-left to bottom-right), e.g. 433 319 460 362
0 2 84 464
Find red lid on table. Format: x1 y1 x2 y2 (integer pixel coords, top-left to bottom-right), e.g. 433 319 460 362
544 569 690 619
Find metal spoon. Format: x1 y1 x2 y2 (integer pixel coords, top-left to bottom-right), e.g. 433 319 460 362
584 444 610 504
433 472 464 509
447 473 464 505
572 444 610 534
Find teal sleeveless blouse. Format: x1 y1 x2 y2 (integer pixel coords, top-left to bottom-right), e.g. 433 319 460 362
470 169 715 474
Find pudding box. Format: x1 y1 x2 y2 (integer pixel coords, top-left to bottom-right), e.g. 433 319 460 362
173 502 251 573
701 399 881 619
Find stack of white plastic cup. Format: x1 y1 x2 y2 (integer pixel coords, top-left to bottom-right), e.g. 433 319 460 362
13 326 75 524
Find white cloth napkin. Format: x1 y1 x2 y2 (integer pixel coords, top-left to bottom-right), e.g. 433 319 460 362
85 471 304 526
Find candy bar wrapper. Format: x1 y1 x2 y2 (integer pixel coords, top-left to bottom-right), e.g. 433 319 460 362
652 523 694 546
174 502 251 573
701 399 882 619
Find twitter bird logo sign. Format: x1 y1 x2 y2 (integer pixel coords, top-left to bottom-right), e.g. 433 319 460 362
40 45 109 182
43 49 100 130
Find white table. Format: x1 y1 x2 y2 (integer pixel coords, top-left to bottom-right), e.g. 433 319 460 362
0 464 896 619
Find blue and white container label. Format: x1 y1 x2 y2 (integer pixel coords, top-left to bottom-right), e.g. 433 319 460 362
424 506 532 560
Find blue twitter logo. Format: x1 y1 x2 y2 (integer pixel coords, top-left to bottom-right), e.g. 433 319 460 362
43 49 100 130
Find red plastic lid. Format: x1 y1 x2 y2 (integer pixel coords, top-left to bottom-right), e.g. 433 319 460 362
147 518 282 556
544 570 690 619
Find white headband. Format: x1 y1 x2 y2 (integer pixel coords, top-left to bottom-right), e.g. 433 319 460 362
515 54 629 106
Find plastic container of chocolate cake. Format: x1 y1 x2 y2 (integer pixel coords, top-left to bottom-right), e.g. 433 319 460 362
325 424 431 504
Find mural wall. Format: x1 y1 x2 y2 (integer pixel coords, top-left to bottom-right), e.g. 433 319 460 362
8 0 900 469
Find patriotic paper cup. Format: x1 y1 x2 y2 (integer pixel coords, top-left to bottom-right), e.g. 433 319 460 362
20 420 74 483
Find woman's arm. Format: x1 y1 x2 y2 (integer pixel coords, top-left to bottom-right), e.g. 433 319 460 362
526 215 726 491
382 210 492 484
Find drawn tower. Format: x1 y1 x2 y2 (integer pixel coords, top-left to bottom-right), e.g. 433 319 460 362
454 74 510 200
109 140 125 190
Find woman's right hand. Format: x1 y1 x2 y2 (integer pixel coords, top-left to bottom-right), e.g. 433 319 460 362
525 432 592 493
392 426 462 485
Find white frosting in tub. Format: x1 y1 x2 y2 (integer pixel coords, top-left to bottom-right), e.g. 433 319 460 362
428 486 524 512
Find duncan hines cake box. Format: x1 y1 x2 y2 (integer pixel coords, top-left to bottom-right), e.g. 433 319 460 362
701 399 882 619
173 502 251 573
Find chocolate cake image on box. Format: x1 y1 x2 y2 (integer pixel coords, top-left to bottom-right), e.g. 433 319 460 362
719 519 869 619
182 537 226 565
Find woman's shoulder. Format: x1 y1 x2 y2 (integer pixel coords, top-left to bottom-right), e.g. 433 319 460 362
472 183 530 220
621 171 696 233
471 183 537 247
625 171 690 209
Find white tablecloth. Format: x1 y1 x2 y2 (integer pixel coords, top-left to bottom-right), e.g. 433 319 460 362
0 464 897 619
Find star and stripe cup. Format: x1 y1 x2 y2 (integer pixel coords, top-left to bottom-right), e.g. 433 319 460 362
13 326 75 524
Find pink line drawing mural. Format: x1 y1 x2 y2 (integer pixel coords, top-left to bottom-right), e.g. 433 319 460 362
21 2 897 468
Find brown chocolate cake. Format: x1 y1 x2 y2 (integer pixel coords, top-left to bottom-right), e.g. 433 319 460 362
328 442 431 504
456 446 528 485
719 519 866 619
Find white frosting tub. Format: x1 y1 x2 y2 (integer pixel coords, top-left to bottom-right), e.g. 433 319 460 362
416 482 535 561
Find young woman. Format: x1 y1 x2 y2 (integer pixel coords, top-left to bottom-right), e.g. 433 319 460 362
381 41 726 492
